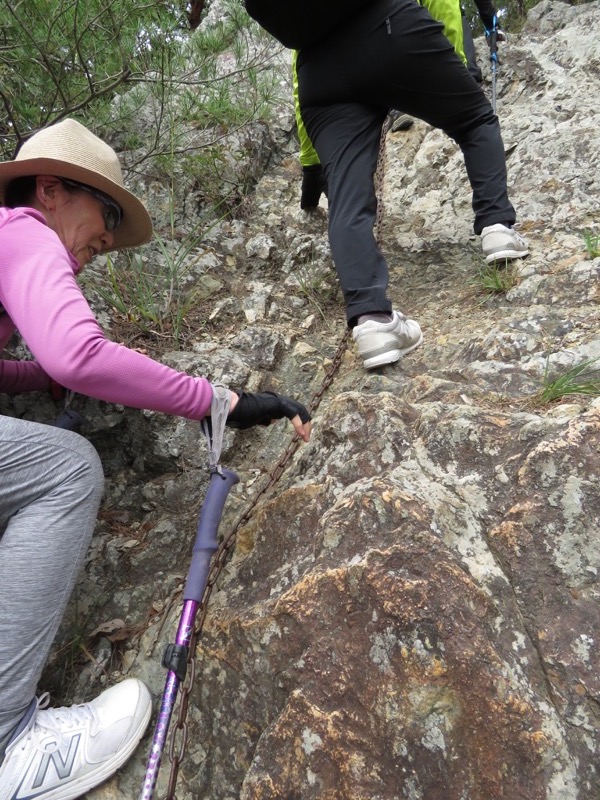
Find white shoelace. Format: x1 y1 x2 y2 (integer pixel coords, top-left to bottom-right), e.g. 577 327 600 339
511 222 527 244
24 694 97 754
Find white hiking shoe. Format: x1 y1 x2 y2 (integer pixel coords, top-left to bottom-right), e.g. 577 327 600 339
353 310 423 369
481 223 529 263
0 678 152 800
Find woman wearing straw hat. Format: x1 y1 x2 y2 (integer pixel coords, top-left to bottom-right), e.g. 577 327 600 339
0 118 311 800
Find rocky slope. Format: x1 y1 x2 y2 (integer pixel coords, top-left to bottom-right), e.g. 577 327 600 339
10 1 599 798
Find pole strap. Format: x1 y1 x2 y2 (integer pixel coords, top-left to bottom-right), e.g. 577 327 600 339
202 383 231 471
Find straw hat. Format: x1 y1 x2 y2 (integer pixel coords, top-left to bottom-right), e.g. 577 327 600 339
0 118 153 250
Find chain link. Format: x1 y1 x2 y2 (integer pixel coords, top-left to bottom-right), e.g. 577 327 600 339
162 126 388 800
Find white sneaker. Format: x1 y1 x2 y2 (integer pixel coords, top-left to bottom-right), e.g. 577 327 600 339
481 223 529 263
353 310 423 369
0 679 152 800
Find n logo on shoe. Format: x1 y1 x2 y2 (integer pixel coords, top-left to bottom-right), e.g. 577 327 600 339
32 733 81 788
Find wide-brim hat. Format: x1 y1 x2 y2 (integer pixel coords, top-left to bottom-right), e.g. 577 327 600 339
0 118 153 251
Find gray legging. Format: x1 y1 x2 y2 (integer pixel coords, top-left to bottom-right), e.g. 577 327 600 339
0 416 104 740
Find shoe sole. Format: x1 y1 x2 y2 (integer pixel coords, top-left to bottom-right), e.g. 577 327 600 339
36 701 152 800
485 248 529 264
362 332 424 370
391 119 414 132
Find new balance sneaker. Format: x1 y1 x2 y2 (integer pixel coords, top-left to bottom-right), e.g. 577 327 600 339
0 678 152 800
353 310 423 370
481 223 529 263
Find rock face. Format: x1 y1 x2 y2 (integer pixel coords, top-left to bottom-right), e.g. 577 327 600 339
13 1 598 798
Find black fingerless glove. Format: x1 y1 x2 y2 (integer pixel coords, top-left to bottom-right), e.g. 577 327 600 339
300 164 327 210
226 391 311 430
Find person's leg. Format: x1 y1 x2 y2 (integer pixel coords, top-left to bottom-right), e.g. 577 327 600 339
298 98 423 368
0 416 104 742
297 7 424 365
300 101 391 324
348 0 517 235
462 13 483 84
0 416 152 800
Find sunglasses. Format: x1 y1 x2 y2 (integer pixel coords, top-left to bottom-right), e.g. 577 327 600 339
60 178 123 232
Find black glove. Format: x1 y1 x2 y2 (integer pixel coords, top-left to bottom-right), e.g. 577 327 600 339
226 391 311 430
300 164 327 210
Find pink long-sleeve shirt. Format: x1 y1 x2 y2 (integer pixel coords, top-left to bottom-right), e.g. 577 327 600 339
0 207 214 419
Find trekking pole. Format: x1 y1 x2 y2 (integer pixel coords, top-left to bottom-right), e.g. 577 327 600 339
140 386 239 800
488 15 499 114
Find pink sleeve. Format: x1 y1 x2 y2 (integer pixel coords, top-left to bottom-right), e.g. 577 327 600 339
0 307 53 393
0 210 214 419
0 359 51 394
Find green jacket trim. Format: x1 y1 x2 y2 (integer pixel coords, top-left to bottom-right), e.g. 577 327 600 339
292 50 320 167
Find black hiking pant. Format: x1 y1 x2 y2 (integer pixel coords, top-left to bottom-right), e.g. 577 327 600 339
297 0 515 324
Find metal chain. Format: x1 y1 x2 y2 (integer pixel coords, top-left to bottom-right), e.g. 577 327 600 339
163 329 349 799
164 124 389 800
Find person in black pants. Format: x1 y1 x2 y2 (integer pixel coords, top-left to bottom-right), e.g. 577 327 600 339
296 0 527 369
389 2 491 131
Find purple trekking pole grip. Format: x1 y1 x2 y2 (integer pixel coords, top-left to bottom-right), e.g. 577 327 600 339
184 467 240 601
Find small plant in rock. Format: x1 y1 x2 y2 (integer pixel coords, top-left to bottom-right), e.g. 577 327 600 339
476 261 519 297
93 234 206 346
532 358 600 405
88 155 236 347
293 261 340 321
582 229 600 259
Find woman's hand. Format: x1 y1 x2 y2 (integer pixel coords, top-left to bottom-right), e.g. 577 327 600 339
226 391 312 442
